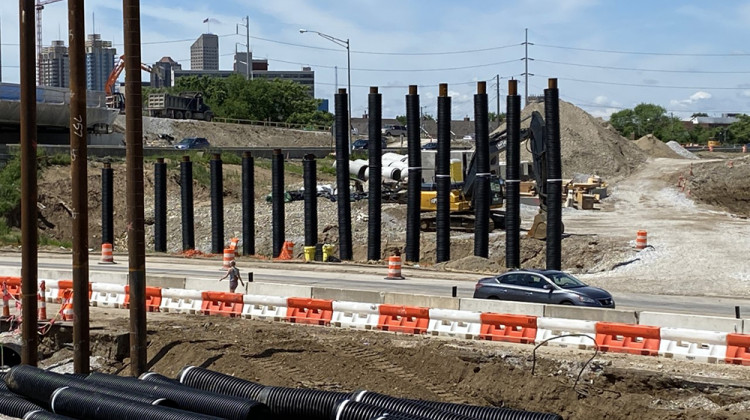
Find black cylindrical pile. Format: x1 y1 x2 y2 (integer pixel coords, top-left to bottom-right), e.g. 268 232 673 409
405 85 422 263
257 385 350 420
367 87 383 261
242 151 255 256
505 82 521 269
413 399 564 420
24 410 77 419
0 392 43 419
271 148 285 258
544 80 562 271
352 390 471 420
303 154 318 247
180 156 195 250
101 161 113 247
335 89 353 261
473 82 490 258
177 366 265 400
435 84 452 263
154 157 167 252
332 400 425 420
50 387 222 420
210 153 224 254
84 372 271 420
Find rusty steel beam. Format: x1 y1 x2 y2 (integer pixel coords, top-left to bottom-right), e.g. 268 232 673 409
123 0 147 376
19 0 38 367
68 0 90 374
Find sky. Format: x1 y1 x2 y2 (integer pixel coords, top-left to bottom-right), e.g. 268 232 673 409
1 0 749 120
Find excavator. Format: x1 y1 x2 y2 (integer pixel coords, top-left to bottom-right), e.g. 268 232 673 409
419 111 555 238
104 55 155 112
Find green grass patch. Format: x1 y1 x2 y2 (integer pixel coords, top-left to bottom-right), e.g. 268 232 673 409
39 235 72 249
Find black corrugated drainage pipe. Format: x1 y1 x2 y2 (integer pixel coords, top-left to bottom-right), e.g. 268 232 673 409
177 365 265 400
256 385 350 420
50 387 222 420
154 157 167 252
335 88 353 261
23 410 77 419
405 85 422 263
242 151 256 256
0 392 44 419
210 153 224 254
303 154 318 248
351 390 472 420
370 414 426 420
409 399 564 420
435 83 452 263
544 79 562 271
180 156 195 250
101 161 114 248
367 86 383 261
473 81 490 258
505 80 521 269
0 342 22 367
331 399 424 420
83 372 272 420
272 148 285 258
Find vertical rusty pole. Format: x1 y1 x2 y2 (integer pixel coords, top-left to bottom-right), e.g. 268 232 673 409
68 0 90 374
123 0 147 376
19 0 38 367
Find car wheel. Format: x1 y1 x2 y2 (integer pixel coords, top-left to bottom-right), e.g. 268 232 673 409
561 301 574 305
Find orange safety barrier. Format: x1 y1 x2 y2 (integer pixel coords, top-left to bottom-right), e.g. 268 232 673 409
123 286 163 312
595 322 660 356
377 304 430 334
54 280 91 301
61 290 74 321
221 248 235 270
276 241 295 260
725 333 750 366
479 313 537 344
100 243 115 264
635 230 648 250
0 276 22 298
229 237 240 251
384 256 404 280
1 283 9 317
286 298 334 325
200 291 244 317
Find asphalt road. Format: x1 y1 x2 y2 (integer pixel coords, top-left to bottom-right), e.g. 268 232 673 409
1 253 748 318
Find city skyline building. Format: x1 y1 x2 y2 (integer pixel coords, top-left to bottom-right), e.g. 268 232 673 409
40 40 70 88
190 33 219 71
85 34 116 92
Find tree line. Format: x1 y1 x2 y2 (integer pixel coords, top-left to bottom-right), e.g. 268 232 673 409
610 104 750 145
143 75 334 129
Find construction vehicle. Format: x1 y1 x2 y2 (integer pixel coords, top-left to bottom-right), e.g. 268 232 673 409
147 92 214 122
105 55 155 112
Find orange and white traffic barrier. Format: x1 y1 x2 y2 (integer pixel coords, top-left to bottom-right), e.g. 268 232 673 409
229 237 240 251
99 243 115 264
385 255 404 280
708 145 714 152
743 145 747 153
276 241 294 260
635 230 648 250
61 291 74 321
38 281 47 319
2 282 9 317
221 248 235 270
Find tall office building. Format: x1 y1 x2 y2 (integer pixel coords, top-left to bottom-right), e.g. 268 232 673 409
190 34 219 70
40 40 70 88
85 34 117 92
151 56 182 88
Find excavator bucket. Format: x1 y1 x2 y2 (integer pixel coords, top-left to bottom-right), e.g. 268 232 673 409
527 212 547 240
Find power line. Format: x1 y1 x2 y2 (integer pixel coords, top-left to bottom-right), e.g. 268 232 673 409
535 74 747 90
534 59 750 74
534 43 750 57
266 57 522 72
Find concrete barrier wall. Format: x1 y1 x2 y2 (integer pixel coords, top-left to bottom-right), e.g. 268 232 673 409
184 278 226 292
248 282 312 298
544 305 638 324
384 293 459 310
458 298 545 316
745 319 749 334
312 287 384 303
639 311 742 333
89 271 128 285
146 275 186 289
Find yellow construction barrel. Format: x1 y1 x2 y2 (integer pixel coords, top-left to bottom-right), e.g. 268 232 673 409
322 244 335 262
303 246 316 262
450 159 463 182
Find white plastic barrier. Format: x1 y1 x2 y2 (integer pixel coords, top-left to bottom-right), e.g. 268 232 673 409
90 283 126 308
535 317 597 349
41 279 60 303
331 301 380 330
427 308 481 339
241 295 288 321
659 327 728 363
159 288 203 314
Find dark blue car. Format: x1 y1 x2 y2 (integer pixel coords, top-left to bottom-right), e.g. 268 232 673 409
473 269 615 308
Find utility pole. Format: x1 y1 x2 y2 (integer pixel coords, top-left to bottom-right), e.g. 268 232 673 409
496 74 500 122
522 28 533 107
236 16 252 80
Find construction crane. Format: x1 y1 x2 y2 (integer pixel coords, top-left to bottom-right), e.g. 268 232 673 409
36 0 64 86
105 55 155 111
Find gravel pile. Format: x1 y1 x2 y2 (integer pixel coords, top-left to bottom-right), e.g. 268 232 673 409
635 134 684 159
666 140 699 159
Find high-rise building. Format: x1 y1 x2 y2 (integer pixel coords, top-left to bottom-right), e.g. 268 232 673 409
85 34 116 92
190 34 219 70
151 57 182 88
40 40 70 88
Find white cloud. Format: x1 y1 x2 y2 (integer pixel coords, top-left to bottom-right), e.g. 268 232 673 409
740 90 750 98
669 91 712 107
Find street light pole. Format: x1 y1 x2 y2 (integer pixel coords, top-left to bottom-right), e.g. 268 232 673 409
300 29 352 152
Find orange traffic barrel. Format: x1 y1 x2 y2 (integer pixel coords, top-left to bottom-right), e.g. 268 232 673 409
38 281 47 319
99 243 115 264
635 230 648 250
385 255 405 280
221 248 235 270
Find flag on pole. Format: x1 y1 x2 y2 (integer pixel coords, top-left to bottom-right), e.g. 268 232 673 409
203 18 209 23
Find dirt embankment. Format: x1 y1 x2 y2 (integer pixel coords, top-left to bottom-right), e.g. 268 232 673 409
680 156 750 217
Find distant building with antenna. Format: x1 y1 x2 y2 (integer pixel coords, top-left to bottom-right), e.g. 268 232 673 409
85 34 116 91
191 34 219 71
40 40 69 88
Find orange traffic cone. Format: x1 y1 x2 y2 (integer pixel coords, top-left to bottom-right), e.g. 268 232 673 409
61 291 74 321
38 281 47 319
276 241 294 260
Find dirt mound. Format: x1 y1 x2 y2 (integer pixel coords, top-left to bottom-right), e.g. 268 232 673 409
635 134 684 159
495 100 646 181
113 115 333 148
683 156 750 217
666 141 699 159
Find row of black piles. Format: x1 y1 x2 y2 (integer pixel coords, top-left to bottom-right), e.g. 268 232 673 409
0 364 562 420
100 81 561 268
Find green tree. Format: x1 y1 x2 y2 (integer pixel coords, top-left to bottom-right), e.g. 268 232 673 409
727 114 750 144
488 112 506 123
690 112 708 119
395 115 407 125
609 103 684 141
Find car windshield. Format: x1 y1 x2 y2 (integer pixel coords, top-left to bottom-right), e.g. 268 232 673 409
547 272 587 288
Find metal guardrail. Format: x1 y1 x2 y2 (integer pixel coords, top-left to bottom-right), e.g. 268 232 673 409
209 116 332 133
